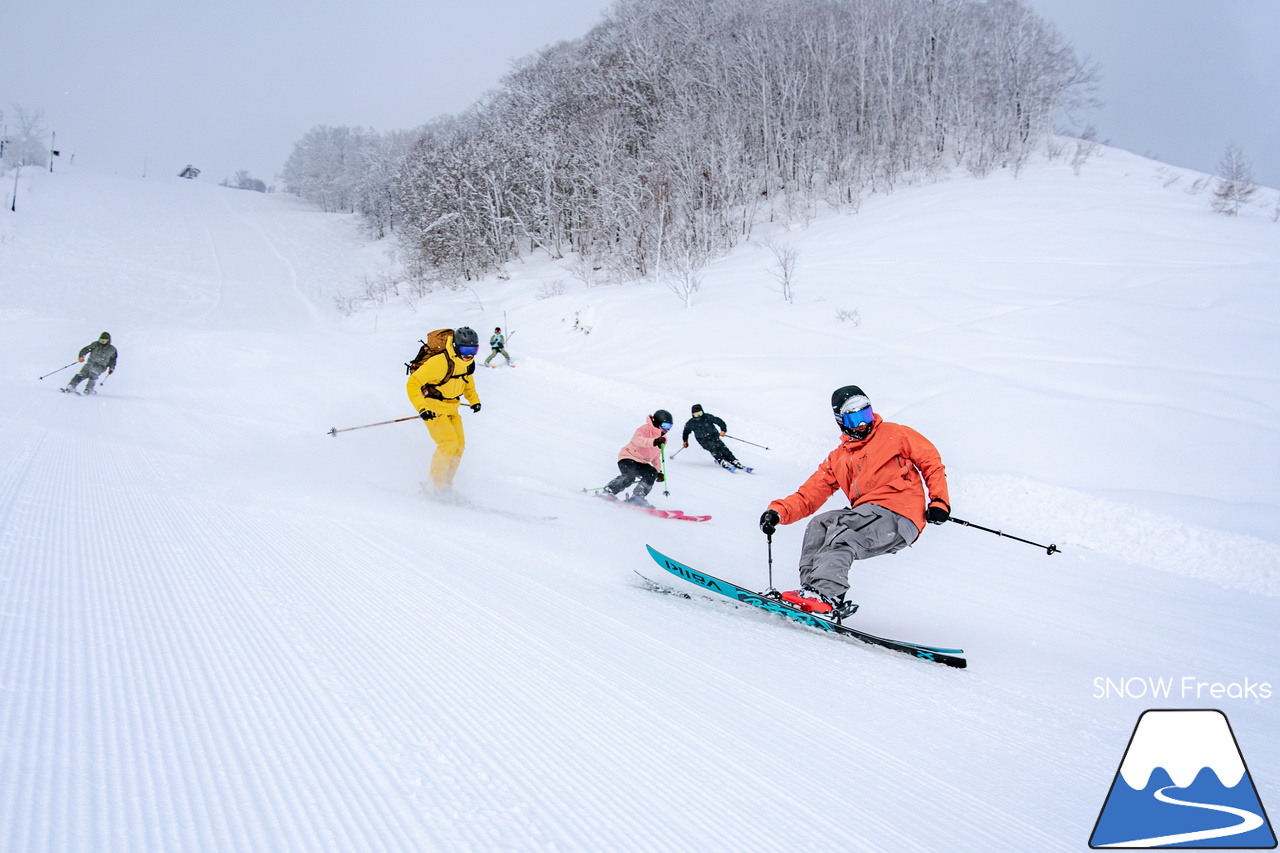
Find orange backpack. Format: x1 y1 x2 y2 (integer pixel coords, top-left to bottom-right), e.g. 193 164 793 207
406 329 475 396
406 328 455 375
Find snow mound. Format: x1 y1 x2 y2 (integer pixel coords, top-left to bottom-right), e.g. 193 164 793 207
955 474 1280 596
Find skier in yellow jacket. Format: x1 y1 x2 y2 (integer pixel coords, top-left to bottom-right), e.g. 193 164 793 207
406 327 483 492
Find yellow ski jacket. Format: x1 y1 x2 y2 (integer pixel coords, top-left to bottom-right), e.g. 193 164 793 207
406 350 480 416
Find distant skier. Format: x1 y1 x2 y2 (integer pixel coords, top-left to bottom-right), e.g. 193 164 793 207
601 410 673 509
758 386 950 617
483 327 512 367
680 404 743 470
406 326 482 493
63 332 117 395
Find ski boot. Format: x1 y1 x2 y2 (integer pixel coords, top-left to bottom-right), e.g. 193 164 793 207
781 587 836 614
781 588 859 620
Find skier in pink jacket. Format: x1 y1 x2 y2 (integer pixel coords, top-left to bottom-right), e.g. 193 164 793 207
601 410 674 508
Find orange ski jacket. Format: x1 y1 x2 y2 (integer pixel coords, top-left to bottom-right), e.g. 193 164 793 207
768 414 949 534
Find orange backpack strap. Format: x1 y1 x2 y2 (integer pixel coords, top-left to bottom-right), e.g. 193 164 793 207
417 329 459 399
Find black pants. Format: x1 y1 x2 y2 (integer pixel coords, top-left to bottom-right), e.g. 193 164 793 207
604 459 659 499
697 436 738 465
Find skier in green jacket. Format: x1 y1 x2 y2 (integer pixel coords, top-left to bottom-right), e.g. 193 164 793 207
64 332 117 395
483 327 513 367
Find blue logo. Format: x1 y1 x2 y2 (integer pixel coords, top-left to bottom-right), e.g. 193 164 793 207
1090 710 1276 848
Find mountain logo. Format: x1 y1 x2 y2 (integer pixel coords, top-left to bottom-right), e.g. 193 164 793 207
1090 709 1276 848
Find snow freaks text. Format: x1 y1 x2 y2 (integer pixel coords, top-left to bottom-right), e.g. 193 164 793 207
1092 676 1273 701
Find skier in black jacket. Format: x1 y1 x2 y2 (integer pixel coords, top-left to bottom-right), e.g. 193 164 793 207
681 404 742 470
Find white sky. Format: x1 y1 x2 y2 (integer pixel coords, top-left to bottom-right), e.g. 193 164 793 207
1023 0 1280 190
7 0 1279 190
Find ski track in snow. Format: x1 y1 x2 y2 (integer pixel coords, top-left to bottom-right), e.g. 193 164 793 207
0 384 1076 851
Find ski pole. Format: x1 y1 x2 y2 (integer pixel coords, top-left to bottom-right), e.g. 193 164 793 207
764 531 778 596
724 434 769 450
328 415 420 437
947 517 1060 555
660 444 670 496
670 445 686 459
39 361 78 380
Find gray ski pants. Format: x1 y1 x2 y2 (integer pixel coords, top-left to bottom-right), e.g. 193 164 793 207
69 364 106 392
797 504 919 599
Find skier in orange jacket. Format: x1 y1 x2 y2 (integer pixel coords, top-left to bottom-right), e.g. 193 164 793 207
759 385 950 617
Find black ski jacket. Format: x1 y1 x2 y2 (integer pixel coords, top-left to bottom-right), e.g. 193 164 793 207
682 412 728 445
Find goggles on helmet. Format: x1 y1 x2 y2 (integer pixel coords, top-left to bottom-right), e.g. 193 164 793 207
660 422 673 431
457 345 479 358
837 395 873 431
840 408 874 430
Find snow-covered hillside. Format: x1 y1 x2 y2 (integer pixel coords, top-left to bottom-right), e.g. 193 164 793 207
2 149 1277 852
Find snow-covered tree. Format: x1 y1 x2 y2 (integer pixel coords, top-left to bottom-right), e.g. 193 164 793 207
287 0 1094 287
2 105 49 169
1210 142 1258 216
222 171 268 192
280 126 374 213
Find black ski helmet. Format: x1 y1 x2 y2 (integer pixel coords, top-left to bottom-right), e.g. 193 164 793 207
99 332 111 343
453 326 479 348
691 403 703 415
831 385 874 438
652 409 674 430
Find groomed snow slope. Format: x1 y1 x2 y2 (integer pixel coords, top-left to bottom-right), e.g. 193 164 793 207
1 150 1277 852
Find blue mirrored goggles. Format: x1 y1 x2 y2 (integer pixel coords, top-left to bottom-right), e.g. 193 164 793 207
456 345 479 358
660 422 673 431
839 407 874 430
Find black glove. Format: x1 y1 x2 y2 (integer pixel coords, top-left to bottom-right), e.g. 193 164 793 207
418 409 436 421
927 504 950 525
656 472 665 482
759 509 780 535
470 403 482 413
653 436 666 447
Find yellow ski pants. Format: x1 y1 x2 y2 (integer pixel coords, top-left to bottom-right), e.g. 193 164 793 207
425 412 466 492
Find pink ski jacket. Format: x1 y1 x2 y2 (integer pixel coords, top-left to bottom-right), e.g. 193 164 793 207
617 417 666 471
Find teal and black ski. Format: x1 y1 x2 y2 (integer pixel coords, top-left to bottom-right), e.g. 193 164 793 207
644 545 967 669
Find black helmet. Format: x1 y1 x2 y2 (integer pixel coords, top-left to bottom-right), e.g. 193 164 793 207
652 409 674 430
691 403 703 414
99 332 111 343
831 385 874 438
453 326 479 348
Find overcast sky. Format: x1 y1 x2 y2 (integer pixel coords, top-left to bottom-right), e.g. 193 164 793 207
7 0 1279 191
1022 0 1280 190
